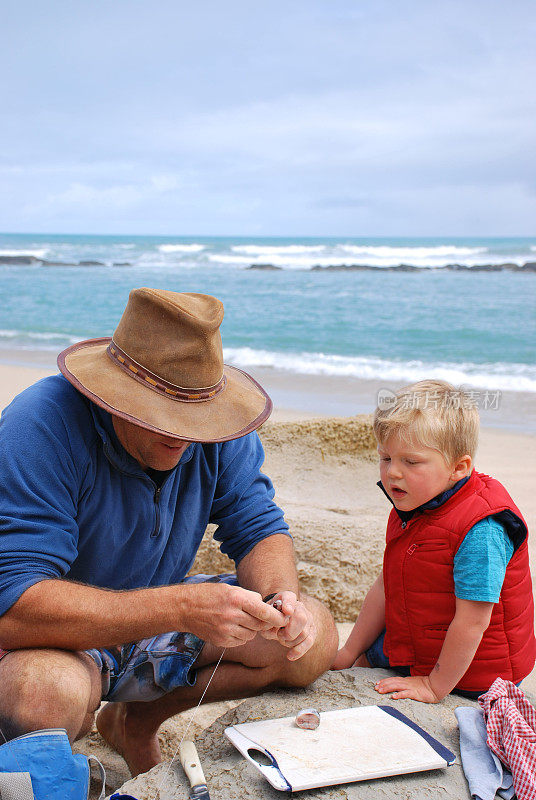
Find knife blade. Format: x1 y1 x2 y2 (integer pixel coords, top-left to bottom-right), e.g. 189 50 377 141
179 740 210 800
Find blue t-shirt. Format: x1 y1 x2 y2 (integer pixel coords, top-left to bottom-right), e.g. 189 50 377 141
0 375 290 617
453 516 514 602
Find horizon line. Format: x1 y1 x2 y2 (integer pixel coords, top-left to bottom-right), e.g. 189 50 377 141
1 232 535 240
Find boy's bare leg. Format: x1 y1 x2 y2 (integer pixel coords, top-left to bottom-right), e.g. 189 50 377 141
97 596 337 777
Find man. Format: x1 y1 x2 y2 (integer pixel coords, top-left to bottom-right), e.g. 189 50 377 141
0 288 337 777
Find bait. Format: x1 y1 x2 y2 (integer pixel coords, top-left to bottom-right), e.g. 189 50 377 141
295 708 320 730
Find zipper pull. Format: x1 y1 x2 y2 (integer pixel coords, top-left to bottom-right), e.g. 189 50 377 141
151 486 162 537
406 543 418 555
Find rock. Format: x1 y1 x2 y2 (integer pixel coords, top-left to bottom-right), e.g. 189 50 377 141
0 255 75 267
78 260 105 266
247 264 283 271
308 263 534 273
0 255 42 265
310 264 427 272
112 668 486 799
310 264 375 271
389 263 425 271
259 416 377 457
449 263 505 272
40 260 77 266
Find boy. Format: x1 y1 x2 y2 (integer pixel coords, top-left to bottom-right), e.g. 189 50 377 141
332 380 535 702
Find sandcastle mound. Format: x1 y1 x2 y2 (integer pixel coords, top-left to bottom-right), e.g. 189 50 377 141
259 414 377 458
190 415 382 621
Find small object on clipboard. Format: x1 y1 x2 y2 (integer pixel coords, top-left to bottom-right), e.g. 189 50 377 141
225 705 455 792
295 708 321 730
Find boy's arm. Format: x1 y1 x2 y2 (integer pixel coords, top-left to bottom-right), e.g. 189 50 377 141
332 572 385 669
374 597 493 702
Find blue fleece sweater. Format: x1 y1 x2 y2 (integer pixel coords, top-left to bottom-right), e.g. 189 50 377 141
0 375 289 617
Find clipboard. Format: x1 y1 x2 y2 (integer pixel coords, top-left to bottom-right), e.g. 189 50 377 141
225 705 455 792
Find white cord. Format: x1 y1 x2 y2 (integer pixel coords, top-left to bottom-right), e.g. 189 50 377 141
151 649 226 800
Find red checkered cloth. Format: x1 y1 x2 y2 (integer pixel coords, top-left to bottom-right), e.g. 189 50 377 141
479 677 536 800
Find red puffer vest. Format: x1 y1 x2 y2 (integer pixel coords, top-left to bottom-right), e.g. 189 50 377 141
383 470 536 691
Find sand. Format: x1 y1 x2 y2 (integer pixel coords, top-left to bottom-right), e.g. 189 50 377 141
0 363 535 797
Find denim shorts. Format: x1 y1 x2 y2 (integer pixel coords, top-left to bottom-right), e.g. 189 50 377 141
84 572 238 702
0 633 214 705
365 630 410 676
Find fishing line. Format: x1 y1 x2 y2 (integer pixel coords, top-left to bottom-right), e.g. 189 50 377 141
150 597 283 798
151 648 226 800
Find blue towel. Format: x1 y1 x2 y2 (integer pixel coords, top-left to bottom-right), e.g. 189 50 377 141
455 706 515 800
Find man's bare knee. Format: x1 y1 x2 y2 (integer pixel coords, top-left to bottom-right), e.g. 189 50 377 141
0 649 101 742
198 596 337 692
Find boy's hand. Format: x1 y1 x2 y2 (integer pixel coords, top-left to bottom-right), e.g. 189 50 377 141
374 674 442 703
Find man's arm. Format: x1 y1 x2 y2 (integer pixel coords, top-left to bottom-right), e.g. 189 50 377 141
210 433 291 565
0 534 315 659
207 433 318 660
236 532 299 598
0 577 285 651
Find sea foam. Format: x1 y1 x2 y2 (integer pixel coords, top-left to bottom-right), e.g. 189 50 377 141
157 244 206 253
232 244 326 255
209 242 528 269
0 329 79 349
223 347 536 392
0 248 49 259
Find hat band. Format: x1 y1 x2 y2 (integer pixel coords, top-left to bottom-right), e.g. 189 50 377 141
106 342 227 401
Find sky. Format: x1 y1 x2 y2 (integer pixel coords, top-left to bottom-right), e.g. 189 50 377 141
1 0 535 236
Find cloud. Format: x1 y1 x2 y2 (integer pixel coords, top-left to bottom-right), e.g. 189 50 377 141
47 182 143 208
22 173 187 221
1 0 535 233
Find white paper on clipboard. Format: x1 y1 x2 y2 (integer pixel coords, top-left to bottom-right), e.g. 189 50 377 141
225 705 455 792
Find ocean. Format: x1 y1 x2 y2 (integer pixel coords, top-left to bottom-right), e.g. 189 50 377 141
1 233 535 426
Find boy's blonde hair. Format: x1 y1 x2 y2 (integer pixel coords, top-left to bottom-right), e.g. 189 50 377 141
373 379 479 464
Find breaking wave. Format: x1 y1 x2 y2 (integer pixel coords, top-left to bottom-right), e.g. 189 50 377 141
224 347 536 392
157 244 206 253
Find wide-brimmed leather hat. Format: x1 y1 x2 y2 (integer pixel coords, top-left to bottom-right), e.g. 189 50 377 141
57 287 272 442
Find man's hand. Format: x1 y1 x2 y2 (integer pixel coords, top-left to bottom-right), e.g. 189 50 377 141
180 583 285 648
374 674 441 703
261 591 317 661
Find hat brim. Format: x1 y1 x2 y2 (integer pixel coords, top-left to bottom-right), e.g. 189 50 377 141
58 338 272 442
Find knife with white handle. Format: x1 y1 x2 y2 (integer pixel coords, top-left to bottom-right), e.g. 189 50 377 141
179 740 210 800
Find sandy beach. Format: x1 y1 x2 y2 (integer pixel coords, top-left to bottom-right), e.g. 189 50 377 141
3 0 536 792
1 361 535 795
